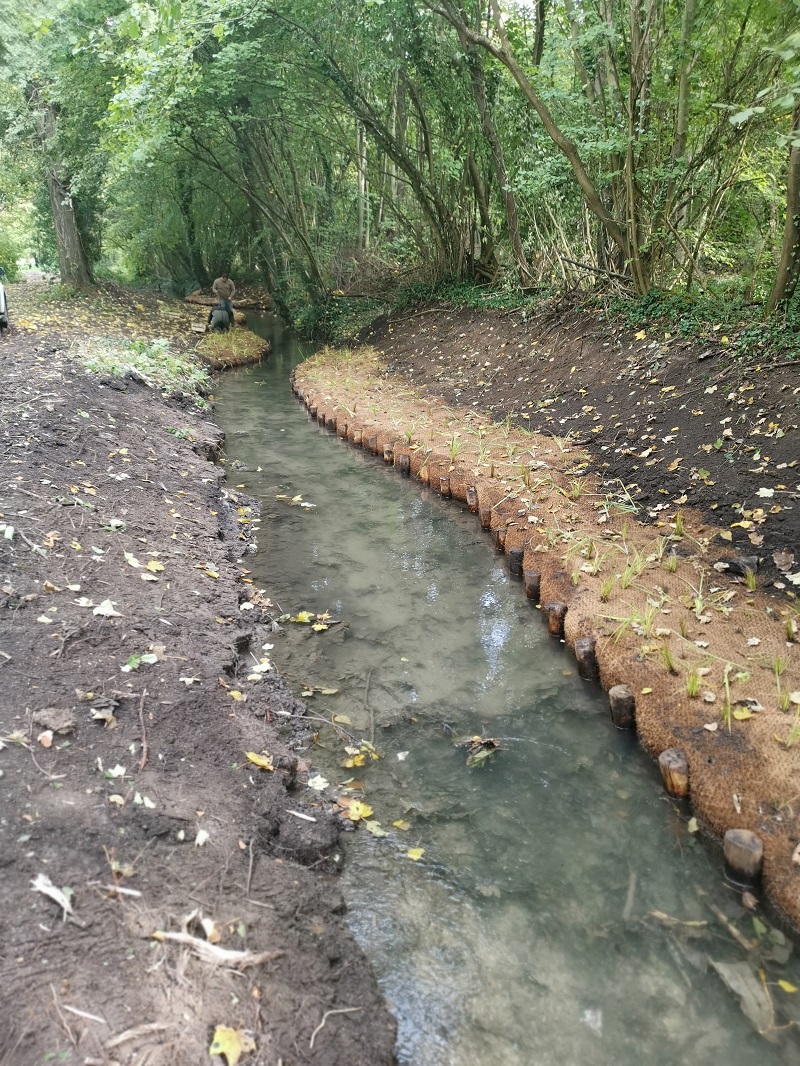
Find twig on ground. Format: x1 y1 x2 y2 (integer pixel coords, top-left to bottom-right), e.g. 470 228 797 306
62 1004 107 1025
246 837 255 896
138 688 148 770
105 1022 170 1050
309 1007 362 1050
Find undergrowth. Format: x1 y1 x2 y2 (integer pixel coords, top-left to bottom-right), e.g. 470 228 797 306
78 336 210 405
292 273 800 365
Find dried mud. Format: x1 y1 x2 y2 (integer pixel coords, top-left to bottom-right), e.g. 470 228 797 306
0 286 396 1066
293 321 800 931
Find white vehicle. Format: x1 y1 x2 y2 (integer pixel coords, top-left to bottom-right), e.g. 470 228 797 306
0 281 8 333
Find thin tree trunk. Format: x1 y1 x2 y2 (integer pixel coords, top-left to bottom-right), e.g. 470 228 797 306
467 150 496 275
769 102 800 311
468 55 531 285
46 170 92 288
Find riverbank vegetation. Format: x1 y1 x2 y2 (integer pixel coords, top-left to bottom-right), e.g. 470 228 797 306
1 1 798 339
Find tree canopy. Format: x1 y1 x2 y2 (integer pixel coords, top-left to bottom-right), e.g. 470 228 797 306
1 0 798 317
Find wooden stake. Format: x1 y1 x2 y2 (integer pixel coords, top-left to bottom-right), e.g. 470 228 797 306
479 506 492 529
399 454 411 476
508 547 524 577
494 526 507 551
658 748 689 798
328 417 337 433
574 636 598 681
353 429 363 446
439 476 451 497
523 569 541 602
367 435 378 453
543 602 567 638
319 412 326 426
310 404 318 419
419 466 429 485
723 829 763 887
466 487 479 512
383 444 394 462
608 684 635 729
338 422 348 438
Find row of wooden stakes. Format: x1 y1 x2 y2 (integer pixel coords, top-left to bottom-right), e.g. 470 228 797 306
292 378 765 894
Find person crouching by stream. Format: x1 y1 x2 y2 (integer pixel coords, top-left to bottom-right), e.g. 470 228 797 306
207 303 231 333
212 273 236 324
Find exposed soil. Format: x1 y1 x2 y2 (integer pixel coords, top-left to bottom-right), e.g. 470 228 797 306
0 283 396 1066
360 296 799 593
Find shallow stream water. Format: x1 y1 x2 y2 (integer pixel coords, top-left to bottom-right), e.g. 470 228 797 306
214 316 799 1066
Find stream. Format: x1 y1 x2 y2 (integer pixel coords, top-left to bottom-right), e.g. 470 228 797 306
213 315 799 1066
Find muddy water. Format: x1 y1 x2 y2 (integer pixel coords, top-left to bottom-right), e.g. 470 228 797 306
214 316 799 1066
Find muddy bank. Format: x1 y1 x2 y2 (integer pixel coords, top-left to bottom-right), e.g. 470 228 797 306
293 345 800 930
0 291 396 1065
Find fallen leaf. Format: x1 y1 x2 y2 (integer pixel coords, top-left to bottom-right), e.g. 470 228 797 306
208 1024 256 1066
773 549 794 573
407 847 425 861
37 730 53 748
195 829 210 847
778 980 798 994
30 872 74 921
332 714 351 724
343 800 373 822
245 751 273 770
307 774 329 791
229 690 246 702
704 722 718 732
392 820 411 831
145 560 164 573
93 599 122 618
365 820 388 837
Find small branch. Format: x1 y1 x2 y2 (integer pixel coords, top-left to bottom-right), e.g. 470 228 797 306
309 1007 362 1050
138 688 149 771
559 256 630 283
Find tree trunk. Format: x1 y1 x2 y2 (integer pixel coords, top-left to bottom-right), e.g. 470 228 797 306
769 102 800 311
467 150 496 275
46 170 92 288
468 55 532 285
176 163 209 287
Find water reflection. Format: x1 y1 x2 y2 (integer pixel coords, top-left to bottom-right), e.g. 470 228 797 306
214 317 800 1066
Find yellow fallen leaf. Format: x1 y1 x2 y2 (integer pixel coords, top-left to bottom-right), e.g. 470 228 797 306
392 820 411 832
245 751 273 770
641 687 653 695
344 800 373 822
145 560 164 573
365 820 388 836
635 330 646 340
778 980 798 993
407 847 425 861
209 1024 256 1066
229 690 245 702
332 714 351 724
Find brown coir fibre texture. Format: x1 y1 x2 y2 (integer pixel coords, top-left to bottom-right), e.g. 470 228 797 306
294 345 800 928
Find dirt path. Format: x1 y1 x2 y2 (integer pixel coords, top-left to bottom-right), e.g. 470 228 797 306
0 283 396 1066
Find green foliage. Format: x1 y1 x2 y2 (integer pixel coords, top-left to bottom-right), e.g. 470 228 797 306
605 288 800 363
78 336 210 404
0 229 22 280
